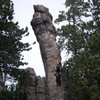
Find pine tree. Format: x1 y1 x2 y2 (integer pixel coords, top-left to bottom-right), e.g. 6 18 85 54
0 0 31 87
55 0 91 56
55 0 100 100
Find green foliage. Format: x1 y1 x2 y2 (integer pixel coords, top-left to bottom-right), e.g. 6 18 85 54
0 83 26 100
0 0 31 98
0 90 17 100
56 0 100 100
0 85 20 100
0 0 31 85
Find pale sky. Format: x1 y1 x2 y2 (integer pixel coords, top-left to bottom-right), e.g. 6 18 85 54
12 0 66 76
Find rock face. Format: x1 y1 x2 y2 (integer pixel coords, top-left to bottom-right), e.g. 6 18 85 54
19 67 46 100
25 68 37 100
31 5 63 100
36 76 46 100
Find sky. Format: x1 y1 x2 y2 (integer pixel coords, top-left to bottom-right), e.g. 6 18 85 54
12 0 66 77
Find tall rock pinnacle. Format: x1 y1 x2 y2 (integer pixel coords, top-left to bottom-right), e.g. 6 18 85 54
31 5 63 100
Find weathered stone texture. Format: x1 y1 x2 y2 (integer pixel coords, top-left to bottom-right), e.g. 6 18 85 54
19 67 46 100
36 76 45 100
31 5 56 37
19 67 37 100
25 68 37 100
31 5 63 100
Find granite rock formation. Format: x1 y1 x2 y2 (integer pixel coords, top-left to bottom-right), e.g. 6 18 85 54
31 5 63 100
19 67 46 100
36 76 46 100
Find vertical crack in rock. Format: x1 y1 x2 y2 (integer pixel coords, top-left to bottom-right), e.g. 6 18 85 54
31 5 63 100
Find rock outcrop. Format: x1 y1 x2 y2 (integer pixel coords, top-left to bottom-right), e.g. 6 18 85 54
31 5 63 100
19 67 46 100
36 76 46 100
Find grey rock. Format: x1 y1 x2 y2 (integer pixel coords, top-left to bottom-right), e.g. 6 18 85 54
34 5 48 13
34 5 52 19
31 5 63 100
19 67 37 100
19 67 47 100
31 5 55 36
36 76 45 100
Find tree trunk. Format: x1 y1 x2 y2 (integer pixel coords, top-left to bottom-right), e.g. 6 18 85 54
31 5 63 100
0 74 3 92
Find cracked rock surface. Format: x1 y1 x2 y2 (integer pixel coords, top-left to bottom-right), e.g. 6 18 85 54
31 5 63 100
